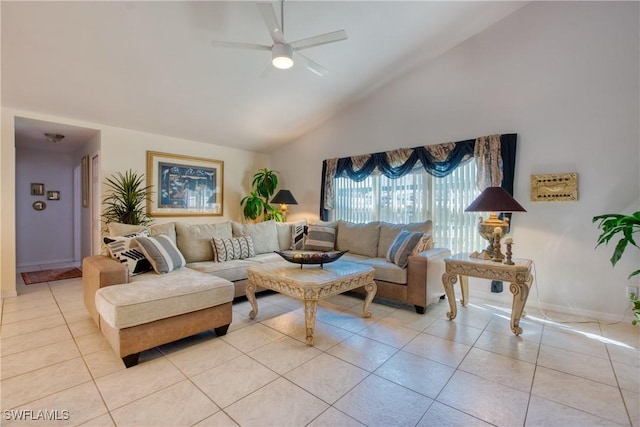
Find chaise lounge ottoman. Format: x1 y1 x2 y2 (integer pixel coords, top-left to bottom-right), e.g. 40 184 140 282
94 267 234 367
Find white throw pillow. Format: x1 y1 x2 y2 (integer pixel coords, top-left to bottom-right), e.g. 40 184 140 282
103 231 152 276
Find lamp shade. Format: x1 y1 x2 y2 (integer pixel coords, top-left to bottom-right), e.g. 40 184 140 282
270 190 298 205
465 187 526 213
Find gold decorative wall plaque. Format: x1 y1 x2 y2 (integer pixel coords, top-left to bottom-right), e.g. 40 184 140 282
530 173 578 202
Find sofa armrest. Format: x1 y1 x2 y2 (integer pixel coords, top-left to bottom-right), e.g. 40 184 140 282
83 255 128 327
406 247 452 311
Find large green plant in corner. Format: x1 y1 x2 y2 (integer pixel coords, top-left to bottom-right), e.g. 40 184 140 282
593 211 640 324
240 168 283 222
102 170 154 226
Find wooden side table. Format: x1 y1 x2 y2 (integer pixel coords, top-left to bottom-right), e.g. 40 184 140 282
442 253 533 335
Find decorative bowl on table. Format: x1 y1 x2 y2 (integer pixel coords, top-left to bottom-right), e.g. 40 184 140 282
274 250 348 268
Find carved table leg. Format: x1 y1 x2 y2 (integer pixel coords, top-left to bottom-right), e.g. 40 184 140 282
442 272 458 320
508 274 533 335
304 299 318 346
246 282 258 319
459 275 469 307
362 281 377 318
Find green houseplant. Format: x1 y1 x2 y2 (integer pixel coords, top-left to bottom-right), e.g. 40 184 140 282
593 211 640 324
102 170 154 226
240 168 283 222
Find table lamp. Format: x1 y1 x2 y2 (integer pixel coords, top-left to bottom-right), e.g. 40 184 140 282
465 186 526 260
270 190 298 222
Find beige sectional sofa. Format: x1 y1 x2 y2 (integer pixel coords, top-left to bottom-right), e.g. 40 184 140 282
83 218 450 366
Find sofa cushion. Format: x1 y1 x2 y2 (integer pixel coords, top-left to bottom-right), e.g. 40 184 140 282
212 236 255 262
276 222 292 251
386 229 424 268
336 221 380 258
232 220 279 254
341 254 407 284
149 222 177 244
176 222 232 262
107 222 178 245
95 267 234 329
304 224 336 251
135 235 186 274
377 221 433 258
107 222 145 236
103 232 152 276
248 252 285 264
186 259 254 282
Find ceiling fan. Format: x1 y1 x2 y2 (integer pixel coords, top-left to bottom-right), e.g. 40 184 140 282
211 1 347 76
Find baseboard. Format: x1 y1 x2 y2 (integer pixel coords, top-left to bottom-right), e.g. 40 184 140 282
17 257 76 268
1 290 18 298
468 288 633 324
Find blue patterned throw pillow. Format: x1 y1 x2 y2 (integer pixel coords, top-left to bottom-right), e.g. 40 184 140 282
386 229 424 268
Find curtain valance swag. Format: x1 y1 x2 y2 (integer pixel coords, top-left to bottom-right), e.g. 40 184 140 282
320 133 517 220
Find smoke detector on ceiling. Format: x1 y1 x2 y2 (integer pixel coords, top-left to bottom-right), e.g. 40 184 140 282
44 133 65 143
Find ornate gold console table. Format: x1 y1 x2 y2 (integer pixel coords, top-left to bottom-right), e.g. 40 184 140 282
442 253 533 335
246 261 377 346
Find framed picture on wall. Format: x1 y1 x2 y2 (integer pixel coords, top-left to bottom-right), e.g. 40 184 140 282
30 183 45 196
47 191 60 200
146 151 224 217
81 155 90 208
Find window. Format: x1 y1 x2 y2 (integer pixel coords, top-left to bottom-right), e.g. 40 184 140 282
334 160 485 254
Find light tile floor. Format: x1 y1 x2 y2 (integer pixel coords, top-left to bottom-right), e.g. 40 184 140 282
1 263 638 426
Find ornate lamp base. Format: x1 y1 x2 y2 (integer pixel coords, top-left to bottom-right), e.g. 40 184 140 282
474 213 509 261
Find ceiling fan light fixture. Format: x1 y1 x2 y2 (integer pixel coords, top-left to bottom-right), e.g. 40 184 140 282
272 43 293 69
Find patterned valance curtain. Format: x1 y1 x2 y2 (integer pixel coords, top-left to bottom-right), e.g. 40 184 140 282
320 133 517 220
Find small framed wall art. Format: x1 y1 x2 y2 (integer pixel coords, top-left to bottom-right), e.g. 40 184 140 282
47 191 60 200
31 183 45 196
33 201 46 211
530 172 578 202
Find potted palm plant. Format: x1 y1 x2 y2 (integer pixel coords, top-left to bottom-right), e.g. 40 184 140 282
102 170 154 226
593 211 640 324
240 168 283 222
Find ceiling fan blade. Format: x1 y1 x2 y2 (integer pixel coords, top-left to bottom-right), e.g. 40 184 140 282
290 30 347 51
258 58 273 78
211 41 270 51
257 2 285 44
294 52 328 77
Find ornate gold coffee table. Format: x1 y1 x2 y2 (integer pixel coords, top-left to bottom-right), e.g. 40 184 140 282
246 261 377 346
442 253 533 335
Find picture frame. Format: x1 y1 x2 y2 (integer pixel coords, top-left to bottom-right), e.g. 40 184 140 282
31 183 45 196
147 151 224 217
33 201 46 211
81 155 89 208
47 191 60 201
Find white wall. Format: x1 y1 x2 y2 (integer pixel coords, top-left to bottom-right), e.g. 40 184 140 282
1 108 269 296
15 147 75 266
271 2 640 321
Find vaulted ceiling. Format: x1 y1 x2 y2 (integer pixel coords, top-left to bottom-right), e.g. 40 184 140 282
3 1 526 152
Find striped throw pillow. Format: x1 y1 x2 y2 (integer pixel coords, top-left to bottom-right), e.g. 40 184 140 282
386 229 424 268
135 235 186 274
212 236 255 262
290 221 306 250
304 225 336 252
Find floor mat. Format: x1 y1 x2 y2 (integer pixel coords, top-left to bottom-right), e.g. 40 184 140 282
21 267 83 285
